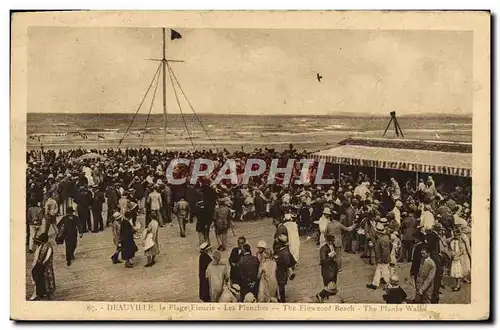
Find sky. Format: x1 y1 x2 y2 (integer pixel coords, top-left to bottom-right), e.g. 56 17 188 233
27 27 473 116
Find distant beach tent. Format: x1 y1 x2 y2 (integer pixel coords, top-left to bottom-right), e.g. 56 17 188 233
76 152 107 162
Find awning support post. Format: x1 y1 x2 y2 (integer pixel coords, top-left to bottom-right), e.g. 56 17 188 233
416 171 419 190
374 166 377 181
338 164 341 182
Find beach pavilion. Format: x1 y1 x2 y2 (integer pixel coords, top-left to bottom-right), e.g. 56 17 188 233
311 137 472 184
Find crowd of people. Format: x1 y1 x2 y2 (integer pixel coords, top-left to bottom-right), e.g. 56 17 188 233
25 146 472 303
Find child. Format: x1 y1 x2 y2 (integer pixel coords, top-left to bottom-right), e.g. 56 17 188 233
382 275 407 304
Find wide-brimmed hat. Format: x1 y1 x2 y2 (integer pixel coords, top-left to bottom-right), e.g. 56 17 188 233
199 242 211 252
390 275 400 285
244 292 257 303
378 217 388 224
229 284 241 295
375 222 386 233
257 240 267 249
322 207 332 215
112 212 123 221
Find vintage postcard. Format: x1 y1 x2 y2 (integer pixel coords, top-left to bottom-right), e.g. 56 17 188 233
10 10 490 321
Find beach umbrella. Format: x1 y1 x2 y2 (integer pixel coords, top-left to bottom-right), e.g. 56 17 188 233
76 152 107 162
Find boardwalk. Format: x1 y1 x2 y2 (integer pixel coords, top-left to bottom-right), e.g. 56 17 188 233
25 214 470 303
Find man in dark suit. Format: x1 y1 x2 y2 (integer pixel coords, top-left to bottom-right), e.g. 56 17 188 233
238 244 260 298
91 185 105 232
410 231 426 286
274 235 293 303
228 236 246 285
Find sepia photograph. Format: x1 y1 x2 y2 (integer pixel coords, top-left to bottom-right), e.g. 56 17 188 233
10 10 490 320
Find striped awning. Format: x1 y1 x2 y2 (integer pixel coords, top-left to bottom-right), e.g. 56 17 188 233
313 145 472 177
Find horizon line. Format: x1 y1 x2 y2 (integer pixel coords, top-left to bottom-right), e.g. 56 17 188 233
27 112 473 117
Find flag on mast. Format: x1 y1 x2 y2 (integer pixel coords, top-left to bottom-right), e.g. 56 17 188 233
171 29 182 40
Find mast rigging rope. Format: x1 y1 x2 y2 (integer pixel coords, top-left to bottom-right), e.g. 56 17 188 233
118 63 162 148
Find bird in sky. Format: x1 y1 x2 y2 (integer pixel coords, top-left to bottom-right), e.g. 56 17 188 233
317 73 323 82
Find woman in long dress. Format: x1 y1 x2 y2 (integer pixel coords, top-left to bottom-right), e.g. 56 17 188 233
458 227 472 283
120 212 138 268
144 212 159 267
283 215 300 263
449 229 464 291
30 233 56 300
206 251 229 302
257 248 278 302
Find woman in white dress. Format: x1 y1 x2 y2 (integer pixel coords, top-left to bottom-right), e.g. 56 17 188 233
449 228 464 291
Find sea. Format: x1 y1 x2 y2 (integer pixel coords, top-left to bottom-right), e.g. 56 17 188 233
27 113 472 152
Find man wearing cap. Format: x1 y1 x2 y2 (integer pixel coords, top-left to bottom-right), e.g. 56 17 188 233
316 233 339 302
57 206 83 266
174 196 190 238
213 197 232 251
366 222 392 290
198 242 212 302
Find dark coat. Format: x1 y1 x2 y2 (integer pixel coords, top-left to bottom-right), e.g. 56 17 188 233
410 241 425 276
228 247 243 284
275 245 292 285
319 243 338 286
199 253 212 302
120 220 138 260
238 254 260 285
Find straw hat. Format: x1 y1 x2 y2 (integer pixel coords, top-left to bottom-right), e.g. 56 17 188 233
257 240 267 249
112 212 123 221
229 284 241 296
375 222 386 233
199 242 211 252
244 293 257 303
378 217 388 224
322 208 332 215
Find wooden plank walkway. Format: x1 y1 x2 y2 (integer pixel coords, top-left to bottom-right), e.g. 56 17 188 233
25 213 470 303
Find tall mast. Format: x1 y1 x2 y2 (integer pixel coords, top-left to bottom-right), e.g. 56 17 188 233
162 28 167 150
